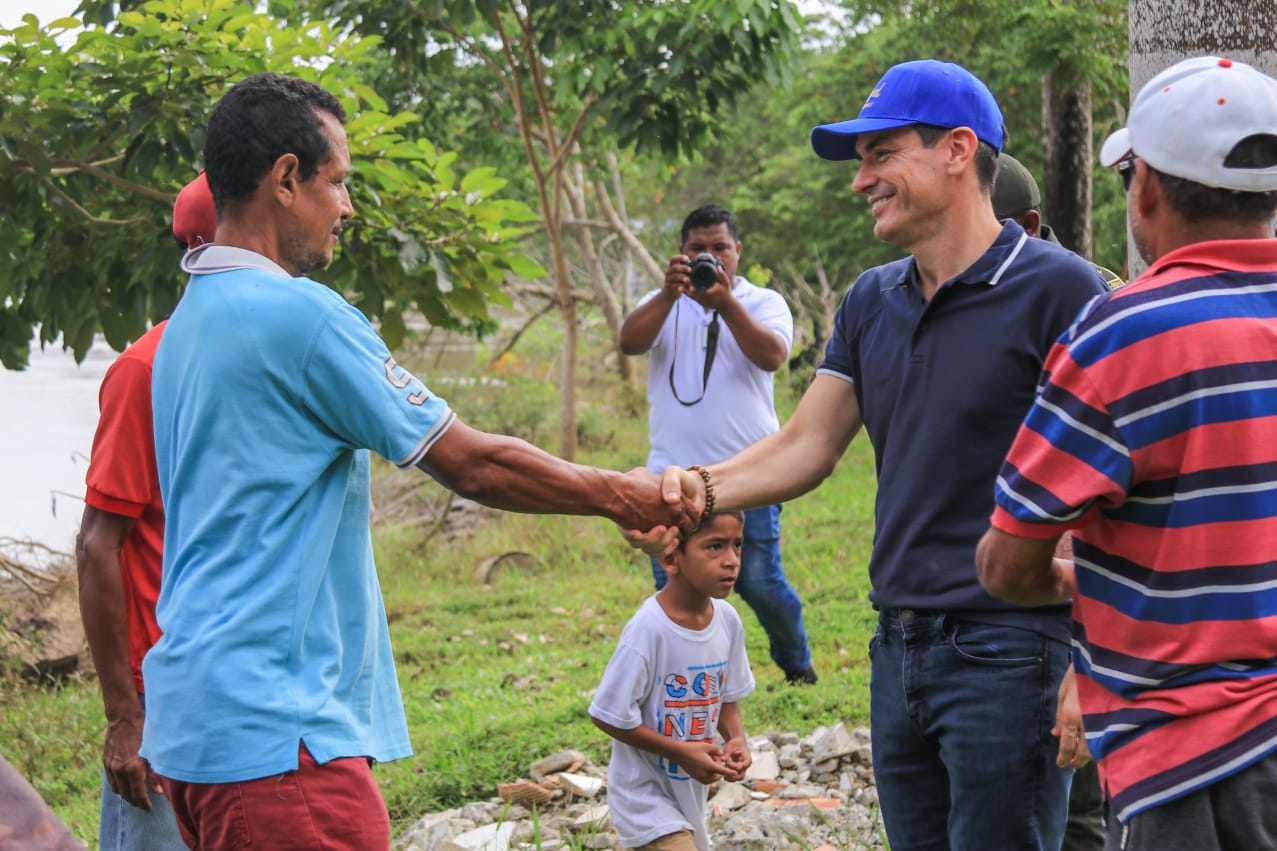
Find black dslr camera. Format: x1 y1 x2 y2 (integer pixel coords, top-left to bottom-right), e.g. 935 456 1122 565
687 252 723 290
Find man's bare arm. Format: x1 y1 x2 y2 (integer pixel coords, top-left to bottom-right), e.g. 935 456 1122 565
419 420 692 532
714 295 788 372
77 505 157 811
665 373 864 514
975 526 1072 606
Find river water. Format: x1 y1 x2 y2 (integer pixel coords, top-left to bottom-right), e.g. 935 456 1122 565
0 337 114 551
0 329 484 552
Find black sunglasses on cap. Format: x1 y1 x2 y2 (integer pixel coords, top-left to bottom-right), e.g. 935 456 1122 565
1117 156 1136 192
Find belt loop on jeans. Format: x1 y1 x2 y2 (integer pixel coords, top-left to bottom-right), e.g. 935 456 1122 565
880 608 941 625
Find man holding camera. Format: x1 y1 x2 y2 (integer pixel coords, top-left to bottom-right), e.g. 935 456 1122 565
620 204 816 685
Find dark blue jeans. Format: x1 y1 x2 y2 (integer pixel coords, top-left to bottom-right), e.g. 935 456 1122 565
651 504 811 676
869 610 1072 851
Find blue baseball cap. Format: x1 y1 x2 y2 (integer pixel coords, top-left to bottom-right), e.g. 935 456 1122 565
811 60 1005 161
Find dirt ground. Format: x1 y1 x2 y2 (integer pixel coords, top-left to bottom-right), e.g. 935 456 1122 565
0 541 84 681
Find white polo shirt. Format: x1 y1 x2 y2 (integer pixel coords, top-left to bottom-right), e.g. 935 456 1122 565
642 277 792 471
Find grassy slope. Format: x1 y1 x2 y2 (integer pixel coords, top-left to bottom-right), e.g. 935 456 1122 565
373 427 878 836
0 361 880 847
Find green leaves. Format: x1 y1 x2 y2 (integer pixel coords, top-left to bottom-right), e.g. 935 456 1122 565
0 0 542 367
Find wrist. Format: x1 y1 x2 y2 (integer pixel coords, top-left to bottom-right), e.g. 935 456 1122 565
686 465 715 527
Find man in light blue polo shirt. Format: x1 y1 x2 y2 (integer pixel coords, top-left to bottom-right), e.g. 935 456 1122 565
143 72 688 850
648 60 1108 849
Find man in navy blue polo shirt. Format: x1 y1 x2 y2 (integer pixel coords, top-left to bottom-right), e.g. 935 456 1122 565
645 60 1108 849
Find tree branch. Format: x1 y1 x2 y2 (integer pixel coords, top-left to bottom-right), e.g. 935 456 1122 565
486 298 558 367
506 281 595 305
546 95 599 178
38 174 148 226
590 177 665 284
13 155 176 204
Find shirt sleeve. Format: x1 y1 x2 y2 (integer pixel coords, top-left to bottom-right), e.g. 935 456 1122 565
84 354 157 518
302 301 455 469
588 642 651 731
752 288 794 352
816 283 859 383
992 331 1133 537
721 605 756 703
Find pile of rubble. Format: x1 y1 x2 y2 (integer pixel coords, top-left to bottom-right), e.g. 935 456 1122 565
395 721 884 851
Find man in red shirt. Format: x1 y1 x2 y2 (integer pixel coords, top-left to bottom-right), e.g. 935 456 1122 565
978 56 1277 851
76 172 214 850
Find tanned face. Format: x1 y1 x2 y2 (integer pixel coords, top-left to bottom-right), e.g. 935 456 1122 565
681 222 742 283
852 126 952 250
664 513 744 601
281 111 353 276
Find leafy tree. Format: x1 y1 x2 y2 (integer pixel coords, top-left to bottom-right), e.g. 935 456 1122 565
0 0 541 371
645 0 1131 364
833 0 1128 263
317 0 804 459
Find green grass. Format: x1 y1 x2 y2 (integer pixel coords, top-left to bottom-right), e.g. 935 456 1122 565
0 355 880 847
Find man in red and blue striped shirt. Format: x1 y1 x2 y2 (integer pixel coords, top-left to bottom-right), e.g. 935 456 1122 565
976 56 1277 851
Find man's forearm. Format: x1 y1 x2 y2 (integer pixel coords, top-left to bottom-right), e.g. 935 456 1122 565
689 374 863 512
619 291 676 355
715 299 787 371
976 527 1072 606
421 422 688 531
76 507 140 719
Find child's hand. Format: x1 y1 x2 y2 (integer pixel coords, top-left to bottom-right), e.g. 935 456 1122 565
620 524 680 558
719 737 752 782
674 741 731 785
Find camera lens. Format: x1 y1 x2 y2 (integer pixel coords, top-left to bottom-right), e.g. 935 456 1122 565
689 253 720 290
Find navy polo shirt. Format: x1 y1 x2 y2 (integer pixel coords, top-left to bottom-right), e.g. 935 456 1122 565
818 220 1107 641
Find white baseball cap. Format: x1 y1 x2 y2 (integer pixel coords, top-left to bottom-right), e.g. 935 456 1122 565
1100 56 1277 192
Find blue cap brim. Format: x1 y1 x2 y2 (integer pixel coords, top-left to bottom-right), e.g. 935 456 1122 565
811 116 919 161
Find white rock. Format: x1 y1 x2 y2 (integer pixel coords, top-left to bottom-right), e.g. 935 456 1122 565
707 781 753 813
744 749 781 781
810 721 857 763
570 804 611 829
444 821 516 851
558 772 603 798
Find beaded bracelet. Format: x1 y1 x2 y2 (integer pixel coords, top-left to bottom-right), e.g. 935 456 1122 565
687 465 715 525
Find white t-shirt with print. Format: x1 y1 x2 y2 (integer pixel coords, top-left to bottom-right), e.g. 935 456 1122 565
589 595 755 850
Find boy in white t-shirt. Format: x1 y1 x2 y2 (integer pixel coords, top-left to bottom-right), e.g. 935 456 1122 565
590 511 756 851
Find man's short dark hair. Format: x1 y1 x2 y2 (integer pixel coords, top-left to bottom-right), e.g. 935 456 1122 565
1151 135 1277 226
915 124 999 192
203 73 346 216
681 204 739 244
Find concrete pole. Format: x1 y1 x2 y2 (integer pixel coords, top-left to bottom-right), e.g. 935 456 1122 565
1123 0 1277 276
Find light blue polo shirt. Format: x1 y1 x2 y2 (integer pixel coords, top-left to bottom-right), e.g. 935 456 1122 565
143 246 454 783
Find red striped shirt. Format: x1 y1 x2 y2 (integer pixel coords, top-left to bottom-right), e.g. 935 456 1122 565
991 239 1277 821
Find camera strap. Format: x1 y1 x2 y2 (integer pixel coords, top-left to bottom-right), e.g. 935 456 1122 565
668 306 720 407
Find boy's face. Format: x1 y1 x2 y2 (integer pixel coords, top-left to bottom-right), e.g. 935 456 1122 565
663 513 744 600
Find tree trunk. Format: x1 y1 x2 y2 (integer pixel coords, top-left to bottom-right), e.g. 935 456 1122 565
563 161 634 387
607 151 640 390
1041 67 1093 258
1125 0 1277 276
